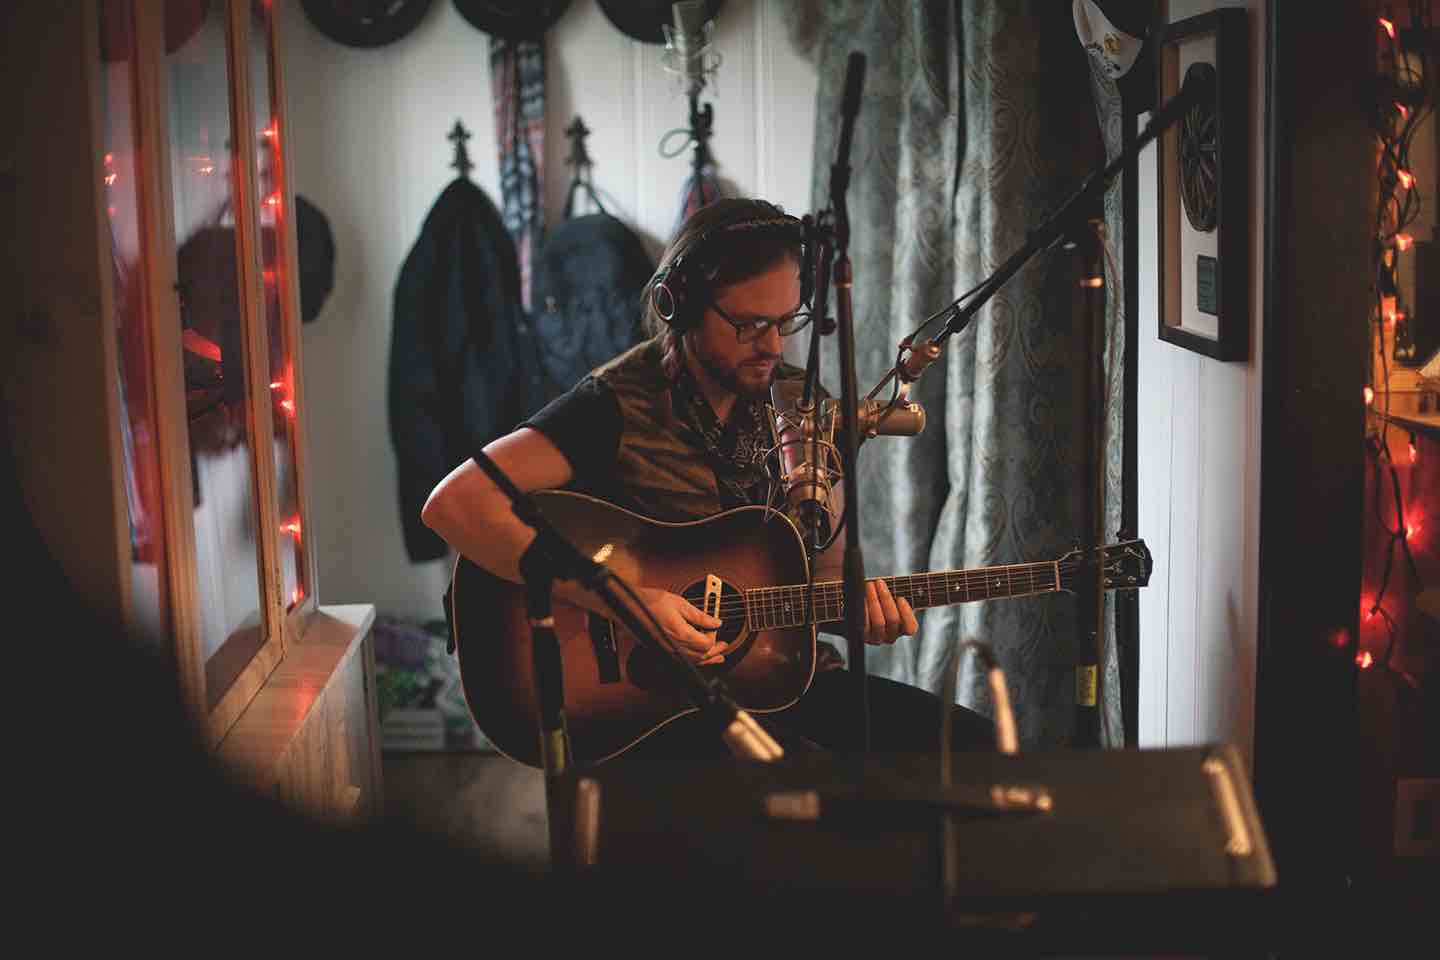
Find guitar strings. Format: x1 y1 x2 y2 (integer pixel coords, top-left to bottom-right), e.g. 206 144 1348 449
695 568 1059 624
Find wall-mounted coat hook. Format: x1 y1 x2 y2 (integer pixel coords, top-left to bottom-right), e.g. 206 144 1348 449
448 120 474 179
563 115 605 218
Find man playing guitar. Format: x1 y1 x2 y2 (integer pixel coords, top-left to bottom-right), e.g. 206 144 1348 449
422 197 996 770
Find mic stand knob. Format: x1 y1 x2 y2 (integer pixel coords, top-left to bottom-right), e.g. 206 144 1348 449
717 699 784 763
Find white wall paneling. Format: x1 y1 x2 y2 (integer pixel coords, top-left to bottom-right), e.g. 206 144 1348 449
277 0 817 621
1137 0 1267 766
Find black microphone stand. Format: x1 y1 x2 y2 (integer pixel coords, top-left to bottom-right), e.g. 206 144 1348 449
879 68 1213 752
468 453 781 871
811 51 872 755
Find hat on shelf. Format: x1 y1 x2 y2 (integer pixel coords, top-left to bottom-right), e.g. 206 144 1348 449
452 0 573 41
300 0 435 49
596 0 725 45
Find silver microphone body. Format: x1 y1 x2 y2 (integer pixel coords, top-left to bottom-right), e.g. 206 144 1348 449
769 379 925 547
670 1 711 98
769 380 835 547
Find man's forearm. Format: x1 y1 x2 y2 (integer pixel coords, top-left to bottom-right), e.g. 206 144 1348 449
441 506 620 620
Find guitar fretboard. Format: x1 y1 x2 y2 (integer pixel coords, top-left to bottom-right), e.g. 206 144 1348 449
743 562 1061 631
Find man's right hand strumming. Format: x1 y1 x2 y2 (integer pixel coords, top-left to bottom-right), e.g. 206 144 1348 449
634 587 729 667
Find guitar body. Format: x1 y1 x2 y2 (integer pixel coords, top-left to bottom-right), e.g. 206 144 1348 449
449 491 815 769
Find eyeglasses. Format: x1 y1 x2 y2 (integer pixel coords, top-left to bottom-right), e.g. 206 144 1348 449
709 301 813 342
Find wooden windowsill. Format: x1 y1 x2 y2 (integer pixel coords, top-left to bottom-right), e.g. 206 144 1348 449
214 603 376 788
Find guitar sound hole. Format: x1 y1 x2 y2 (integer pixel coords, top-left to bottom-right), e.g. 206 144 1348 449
680 579 746 644
680 578 754 674
626 579 754 692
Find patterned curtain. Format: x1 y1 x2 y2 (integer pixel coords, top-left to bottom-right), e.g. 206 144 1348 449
1083 30 1128 749
787 0 1121 747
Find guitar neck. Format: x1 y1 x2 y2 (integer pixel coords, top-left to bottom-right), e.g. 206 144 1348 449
744 562 1062 631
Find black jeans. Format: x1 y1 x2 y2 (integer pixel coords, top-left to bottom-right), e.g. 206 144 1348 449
601 667 996 775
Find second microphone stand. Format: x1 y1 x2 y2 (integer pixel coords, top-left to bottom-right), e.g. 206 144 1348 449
807 51 872 756
468 453 781 871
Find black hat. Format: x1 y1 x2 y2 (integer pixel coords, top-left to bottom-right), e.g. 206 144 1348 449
294 195 336 325
452 0 573 41
300 0 435 49
596 0 725 45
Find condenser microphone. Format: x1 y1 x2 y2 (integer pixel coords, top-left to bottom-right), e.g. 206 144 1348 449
770 379 837 548
670 1 712 99
769 379 926 545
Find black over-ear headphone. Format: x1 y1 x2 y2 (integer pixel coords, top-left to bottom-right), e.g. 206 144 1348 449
650 215 814 331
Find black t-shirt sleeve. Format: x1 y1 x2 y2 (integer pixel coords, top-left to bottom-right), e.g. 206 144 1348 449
516 375 622 484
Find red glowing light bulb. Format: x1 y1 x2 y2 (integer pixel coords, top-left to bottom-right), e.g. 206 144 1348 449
1395 233 1414 252
1398 169 1415 189
1410 441 1419 464
1379 17 1396 39
1396 102 1410 119
1356 650 1374 669
1364 386 1376 406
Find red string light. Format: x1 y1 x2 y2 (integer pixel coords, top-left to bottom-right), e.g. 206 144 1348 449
1359 6 1430 686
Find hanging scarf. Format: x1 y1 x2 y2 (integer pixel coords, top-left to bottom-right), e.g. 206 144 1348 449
490 36 546 311
669 361 773 509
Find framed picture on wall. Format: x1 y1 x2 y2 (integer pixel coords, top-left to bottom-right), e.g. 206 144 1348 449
1156 7 1249 361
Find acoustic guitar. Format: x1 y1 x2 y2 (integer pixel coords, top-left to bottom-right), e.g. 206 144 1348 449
447 490 1152 769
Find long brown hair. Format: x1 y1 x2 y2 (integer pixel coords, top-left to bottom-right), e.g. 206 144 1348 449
644 198 803 376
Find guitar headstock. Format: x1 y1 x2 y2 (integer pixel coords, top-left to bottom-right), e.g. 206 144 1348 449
1058 539 1153 592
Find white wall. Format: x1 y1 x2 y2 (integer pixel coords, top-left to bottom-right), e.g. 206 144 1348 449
1136 0 1266 765
277 0 817 621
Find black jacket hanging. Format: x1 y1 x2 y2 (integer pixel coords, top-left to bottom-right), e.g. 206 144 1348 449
388 176 546 562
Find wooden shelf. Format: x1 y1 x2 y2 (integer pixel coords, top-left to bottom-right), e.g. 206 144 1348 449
217 604 382 822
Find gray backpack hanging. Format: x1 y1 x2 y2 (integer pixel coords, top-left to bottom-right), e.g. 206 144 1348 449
529 118 655 400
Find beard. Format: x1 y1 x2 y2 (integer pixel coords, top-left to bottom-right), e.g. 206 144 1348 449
689 335 776 399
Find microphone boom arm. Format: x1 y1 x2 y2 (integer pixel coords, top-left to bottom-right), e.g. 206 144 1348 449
877 71 1209 393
